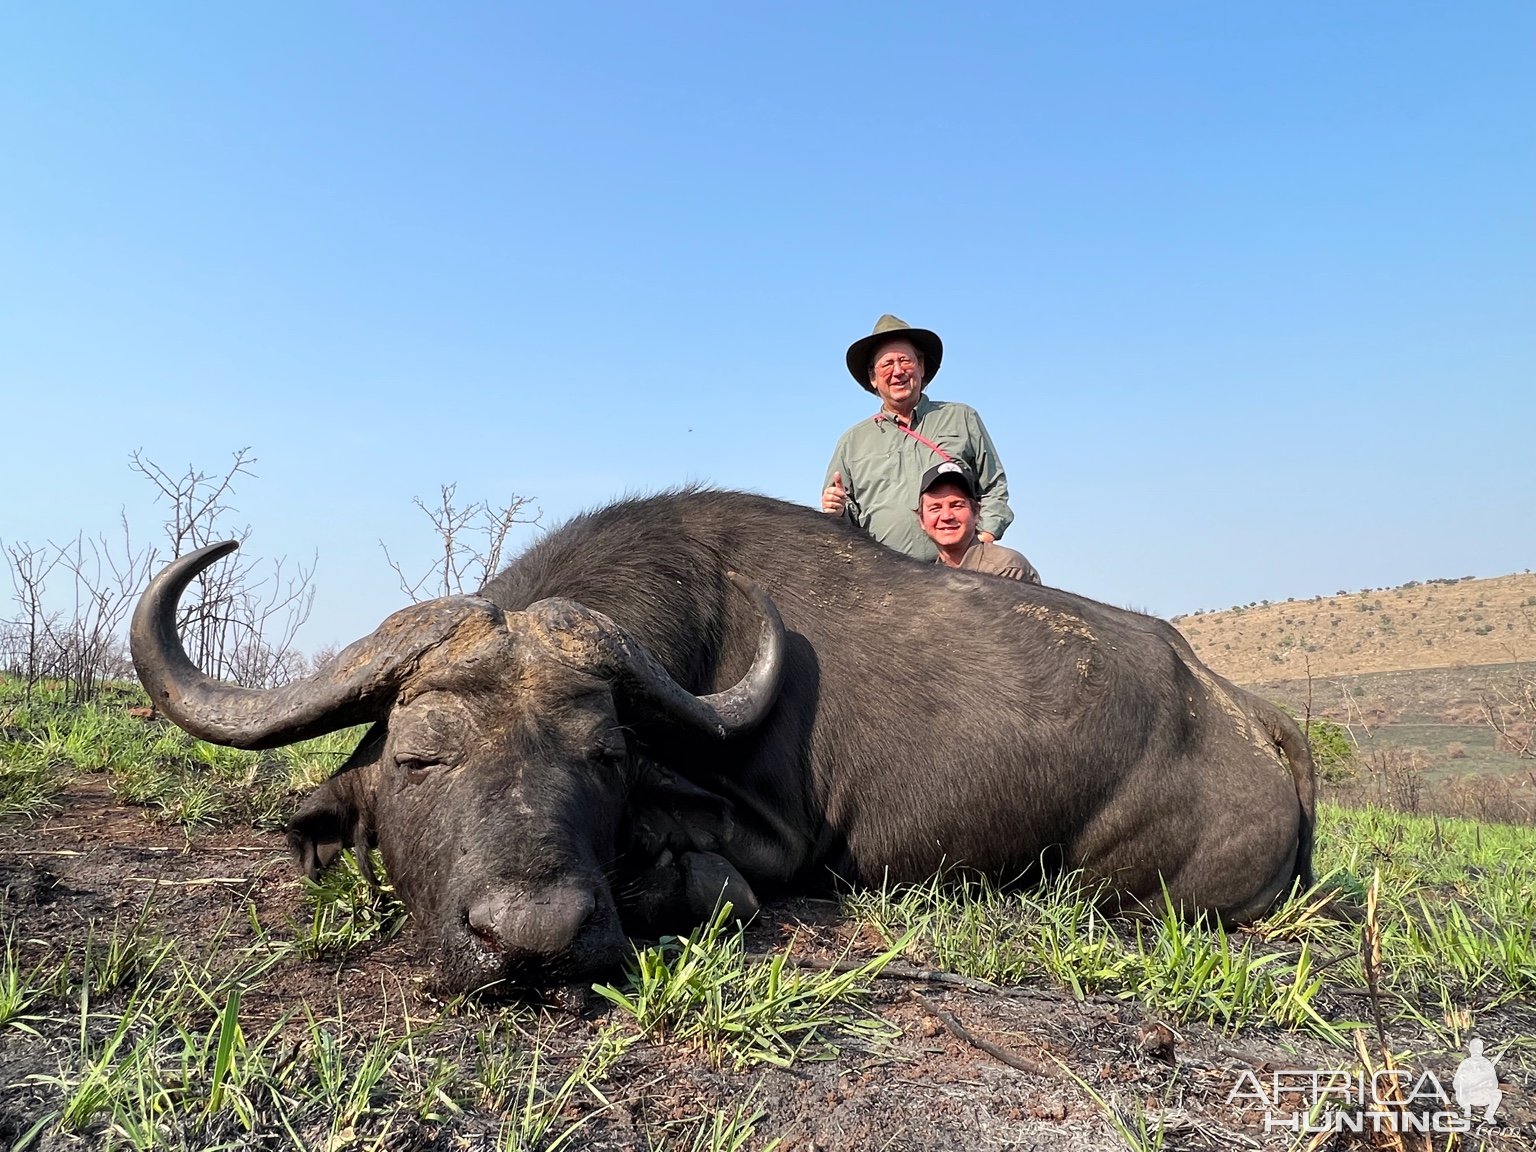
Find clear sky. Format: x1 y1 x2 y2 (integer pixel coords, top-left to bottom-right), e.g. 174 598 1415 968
3 3 1532 650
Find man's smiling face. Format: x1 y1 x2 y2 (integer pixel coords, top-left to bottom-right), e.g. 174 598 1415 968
919 480 978 551
868 338 925 413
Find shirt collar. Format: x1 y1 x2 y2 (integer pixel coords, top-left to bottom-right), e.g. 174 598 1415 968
875 395 932 428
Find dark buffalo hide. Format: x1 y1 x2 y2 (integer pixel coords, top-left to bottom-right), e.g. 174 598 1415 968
132 490 1315 992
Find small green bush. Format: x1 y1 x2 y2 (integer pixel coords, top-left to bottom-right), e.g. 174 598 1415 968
1306 718 1358 783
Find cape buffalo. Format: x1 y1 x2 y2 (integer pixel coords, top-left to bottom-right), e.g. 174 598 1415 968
131 489 1316 992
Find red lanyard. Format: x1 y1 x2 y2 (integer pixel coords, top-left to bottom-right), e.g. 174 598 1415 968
875 414 953 462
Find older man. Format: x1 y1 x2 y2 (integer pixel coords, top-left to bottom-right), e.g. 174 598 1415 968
821 314 1014 561
917 461 1040 583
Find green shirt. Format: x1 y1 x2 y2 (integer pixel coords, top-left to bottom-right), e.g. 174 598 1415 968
824 396 1014 562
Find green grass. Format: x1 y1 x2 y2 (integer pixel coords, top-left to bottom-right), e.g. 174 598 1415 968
0 928 60 1035
292 848 407 960
0 736 65 820
595 903 903 1068
647 1097 782 1152
1 673 363 829
847 870 1131 994
848 872 1342 1037
7 675 1536 1148
1322 808 1536 1008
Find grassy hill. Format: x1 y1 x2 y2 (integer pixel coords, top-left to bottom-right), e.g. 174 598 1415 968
1171 573 1536 799
1173 571 1536 682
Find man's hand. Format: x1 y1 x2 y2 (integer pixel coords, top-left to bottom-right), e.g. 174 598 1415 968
977 531 996 543
821 472 848 516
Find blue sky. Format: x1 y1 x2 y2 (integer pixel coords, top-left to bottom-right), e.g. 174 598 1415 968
3 3 1532 649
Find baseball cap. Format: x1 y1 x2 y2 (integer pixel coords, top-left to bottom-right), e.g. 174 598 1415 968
919 460 978 501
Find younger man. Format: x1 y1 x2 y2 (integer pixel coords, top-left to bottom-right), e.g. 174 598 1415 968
918 461 1040 584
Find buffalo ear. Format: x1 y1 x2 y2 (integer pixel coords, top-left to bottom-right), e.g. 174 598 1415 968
286 725 384 881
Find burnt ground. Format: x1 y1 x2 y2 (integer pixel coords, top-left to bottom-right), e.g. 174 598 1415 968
2 779 1533 1151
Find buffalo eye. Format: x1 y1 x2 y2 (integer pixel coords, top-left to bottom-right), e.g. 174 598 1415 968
591 731 628 766
394 753 438 781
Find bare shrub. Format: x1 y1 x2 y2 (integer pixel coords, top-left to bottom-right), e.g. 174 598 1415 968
1482 675 1532 759
1477 609 1535 759
1329 761 1536 827
43 522 156 702
1435 772 1536 826
303 643 341 676
5 451 315 699
130 448 316 689
0 619 37 681
381 484 540 602
2 524 151 702
1363 747 1425 815
1 541 64 692
1444 701 1487 725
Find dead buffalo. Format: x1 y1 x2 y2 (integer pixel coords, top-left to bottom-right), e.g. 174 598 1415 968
131 489 1315 992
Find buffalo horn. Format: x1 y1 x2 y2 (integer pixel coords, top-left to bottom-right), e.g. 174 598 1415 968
525 570 786 738
130 541 500 749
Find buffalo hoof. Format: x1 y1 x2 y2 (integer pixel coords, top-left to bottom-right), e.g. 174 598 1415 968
681 851 760 921
620 849 761 937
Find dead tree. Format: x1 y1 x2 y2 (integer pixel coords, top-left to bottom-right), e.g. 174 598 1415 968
1 541 64 696
1480 606 1535 760
43 520 155 702
380 484 540 602
130 448 315 688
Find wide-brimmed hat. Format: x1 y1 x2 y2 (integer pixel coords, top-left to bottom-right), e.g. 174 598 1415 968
845 314 943 393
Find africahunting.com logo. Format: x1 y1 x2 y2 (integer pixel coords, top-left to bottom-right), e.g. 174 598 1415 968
1228 1040 1504 1135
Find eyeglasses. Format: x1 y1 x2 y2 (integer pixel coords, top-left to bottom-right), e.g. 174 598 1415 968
873 355 919 378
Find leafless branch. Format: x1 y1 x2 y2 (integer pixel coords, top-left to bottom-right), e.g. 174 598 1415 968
133 448 315 688
129 447 257 558
42 520 156 701
1481 658 1533 761
381 485 540 602
1 540 65 694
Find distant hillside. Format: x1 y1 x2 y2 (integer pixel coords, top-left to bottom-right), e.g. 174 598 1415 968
1173 572 1536 683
